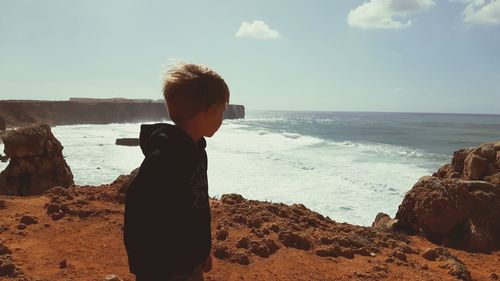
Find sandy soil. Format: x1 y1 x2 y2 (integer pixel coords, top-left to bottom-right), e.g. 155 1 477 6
0 187 499 281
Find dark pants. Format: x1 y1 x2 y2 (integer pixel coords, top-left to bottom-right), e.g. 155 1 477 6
135 264 204 281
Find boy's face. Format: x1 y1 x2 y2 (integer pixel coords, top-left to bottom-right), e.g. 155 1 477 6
203 101 228 137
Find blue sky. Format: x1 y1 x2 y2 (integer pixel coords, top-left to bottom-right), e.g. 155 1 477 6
1 0 499 114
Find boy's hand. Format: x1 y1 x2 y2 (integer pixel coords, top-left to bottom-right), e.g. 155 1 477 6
202 255 212 272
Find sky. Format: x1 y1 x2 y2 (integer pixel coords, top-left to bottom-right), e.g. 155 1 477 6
1 0 499 114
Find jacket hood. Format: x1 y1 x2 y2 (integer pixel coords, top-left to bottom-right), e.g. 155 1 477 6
139 123 206 156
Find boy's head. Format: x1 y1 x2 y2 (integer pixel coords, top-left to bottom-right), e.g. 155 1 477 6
162 63 230 127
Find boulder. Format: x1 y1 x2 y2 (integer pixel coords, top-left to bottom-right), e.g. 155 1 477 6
397 142 500 252
115 138 139 146
278 230 311 250
371 213 398 231
221 193 245 205
116 168 139 195
451 148 472 173
396 176 500 252
0 124 74 196
463 154 489 180
447 143 499 181
485 172 500 188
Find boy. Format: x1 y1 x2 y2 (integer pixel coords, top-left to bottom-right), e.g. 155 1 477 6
123 63 229 281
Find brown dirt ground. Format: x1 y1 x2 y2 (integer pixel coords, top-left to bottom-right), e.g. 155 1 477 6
0 193 499 281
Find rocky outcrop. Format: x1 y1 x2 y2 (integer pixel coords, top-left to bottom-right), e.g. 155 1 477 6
396 141 500 252
0 124 74 196
0 99 245 128
115 138 140 146
223 104 245 120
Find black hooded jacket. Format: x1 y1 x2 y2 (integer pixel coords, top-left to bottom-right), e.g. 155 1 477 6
123 123 212 277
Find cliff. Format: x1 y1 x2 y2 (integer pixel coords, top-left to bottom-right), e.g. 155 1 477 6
0 99 245 128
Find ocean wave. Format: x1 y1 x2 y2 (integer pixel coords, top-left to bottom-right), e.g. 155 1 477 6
331 140 449 161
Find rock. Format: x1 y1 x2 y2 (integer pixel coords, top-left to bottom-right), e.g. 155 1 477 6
392 251 407 262
232 214 247 224
396 175 500 252
479 144 496 162
440 258 472 281
0 226 9 233
104 274 123 281
422 247 453 261
59 259 67 269
221 193 244 205
229 251 250 265
339 247 355 259
237 237 250 249
0 124 74 196
315 245 340 257
17 224 27 230
115 138 139 146
0 258 15 277
464 154 489 180
494 142 500 151
269 224 280 232
250 240 270 258
371 213 398 231
51 211 66 221
46 203 63 214
434 164 459 179
213 244 230 259
353 247 372 256
263 238 280 255
247 217 262 228
0 117 5 131
278 231 311 250
216 229 229 241
116 169 139 195
0 244 12 255
224 104 245 119
0 154 7 163
0 200 6 210
20 215 38 225
452 149 472 173
485 172 500 188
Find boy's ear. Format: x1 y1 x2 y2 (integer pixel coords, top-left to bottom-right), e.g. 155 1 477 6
207 104 218 114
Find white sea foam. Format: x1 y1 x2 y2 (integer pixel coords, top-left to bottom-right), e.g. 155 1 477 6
0 143 8 171
207 122 436 225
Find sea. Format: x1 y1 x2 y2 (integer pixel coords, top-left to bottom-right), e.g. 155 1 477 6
1 110 500 226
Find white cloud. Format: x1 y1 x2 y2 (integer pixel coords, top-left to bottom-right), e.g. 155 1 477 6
462 0 500 25
235 20 280 39
347 0 435 29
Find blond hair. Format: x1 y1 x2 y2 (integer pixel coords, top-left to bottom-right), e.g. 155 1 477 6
162 63 230 124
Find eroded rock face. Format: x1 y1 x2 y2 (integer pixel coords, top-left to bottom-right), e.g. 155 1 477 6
396 142 500 252
0 124 74 196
